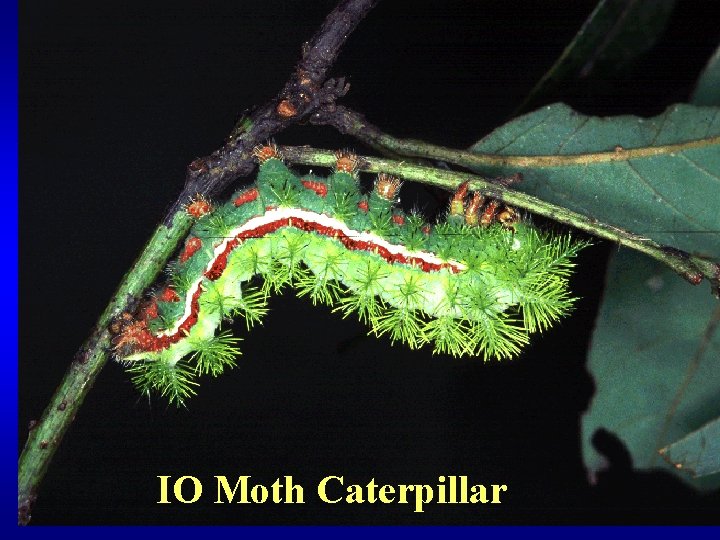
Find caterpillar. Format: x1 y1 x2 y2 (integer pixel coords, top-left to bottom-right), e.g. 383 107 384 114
114 145 583 404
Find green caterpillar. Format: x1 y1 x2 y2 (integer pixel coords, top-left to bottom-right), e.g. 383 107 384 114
114 145 583 404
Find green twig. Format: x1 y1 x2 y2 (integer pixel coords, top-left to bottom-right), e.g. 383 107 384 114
18 0 380 525
17 212 192 524
281 145 720 295
311 104 720 170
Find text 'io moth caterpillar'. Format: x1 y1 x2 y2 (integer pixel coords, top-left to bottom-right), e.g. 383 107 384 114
113 145 584 404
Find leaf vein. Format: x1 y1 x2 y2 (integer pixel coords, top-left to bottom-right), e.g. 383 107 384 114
679 153 720 184
653 305 720 465
555 116 590 153
650 108 670 145
705 109 720 138
625 160 710 233
491 107 559 153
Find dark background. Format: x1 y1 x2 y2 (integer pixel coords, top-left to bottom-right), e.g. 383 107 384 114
19 0 720 525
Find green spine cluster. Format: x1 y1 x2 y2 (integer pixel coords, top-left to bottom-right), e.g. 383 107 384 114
123 157 584 404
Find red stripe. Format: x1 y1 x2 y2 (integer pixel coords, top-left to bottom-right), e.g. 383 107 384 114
143 284 204 352
179 237 203 263
142 214 460 351
301 179 328 197
233 187 259 207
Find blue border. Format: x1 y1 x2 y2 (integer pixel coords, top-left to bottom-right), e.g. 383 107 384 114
9 0 719 535
5 0 18 531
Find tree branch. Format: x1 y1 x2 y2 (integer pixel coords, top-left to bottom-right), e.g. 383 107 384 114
280 145 720 297
17 0 381 525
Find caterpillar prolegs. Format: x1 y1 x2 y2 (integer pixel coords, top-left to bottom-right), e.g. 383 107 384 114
114 146 583 404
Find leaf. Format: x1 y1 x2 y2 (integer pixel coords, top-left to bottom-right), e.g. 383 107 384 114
691 45 720 106
660 416 720 478
517 0 677 113
572 59 720 490
469 103 720 259
581 249 720 490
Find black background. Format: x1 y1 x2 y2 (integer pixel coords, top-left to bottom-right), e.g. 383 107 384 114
20 0 720 525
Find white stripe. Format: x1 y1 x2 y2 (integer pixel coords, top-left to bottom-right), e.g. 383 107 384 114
221 208 465 271
156 279 203 337
156 207 464 338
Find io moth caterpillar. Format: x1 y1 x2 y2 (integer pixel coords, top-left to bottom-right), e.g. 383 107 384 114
114 145 583 404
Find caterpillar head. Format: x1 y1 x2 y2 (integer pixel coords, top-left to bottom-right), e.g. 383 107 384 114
111 313 153 357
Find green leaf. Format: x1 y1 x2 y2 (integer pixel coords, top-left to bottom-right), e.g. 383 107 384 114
577 56 720 490
691 45 720 106
660 416 720 479
581 249 720 490
469 103 720 259
517 0 677 113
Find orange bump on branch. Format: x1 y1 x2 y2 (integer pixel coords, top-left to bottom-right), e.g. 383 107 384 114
188 157 209 174
276 99 297 118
